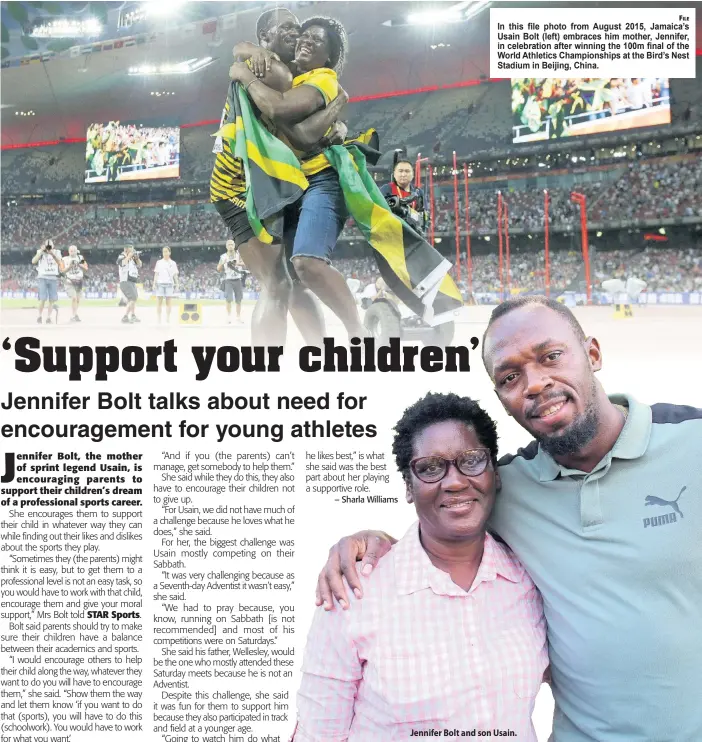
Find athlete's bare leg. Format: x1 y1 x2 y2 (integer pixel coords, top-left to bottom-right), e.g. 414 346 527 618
289 283 325 345
291 256 366 339
237 237 292 346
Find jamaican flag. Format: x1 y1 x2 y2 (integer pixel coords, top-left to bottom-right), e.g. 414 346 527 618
324 143 463 325
216 86 463 324
215 82 308 243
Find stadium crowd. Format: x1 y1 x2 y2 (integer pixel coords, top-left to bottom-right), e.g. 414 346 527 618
588 156 702 221
61 208 228 247
1 204 92 247
446 246 702 295
3 248 701 297
0 203 228 249
4 153 700 250
430 154 702 234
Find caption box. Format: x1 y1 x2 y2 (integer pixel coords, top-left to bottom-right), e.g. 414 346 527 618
490 7 696 78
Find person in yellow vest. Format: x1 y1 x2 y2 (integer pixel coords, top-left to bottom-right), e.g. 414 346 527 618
229 16 367 342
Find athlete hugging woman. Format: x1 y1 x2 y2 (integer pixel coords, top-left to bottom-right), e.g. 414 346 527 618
227 13 366 343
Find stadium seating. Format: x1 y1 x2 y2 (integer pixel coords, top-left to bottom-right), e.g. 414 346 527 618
3 248 701 297
3 152 700 252
346 85 512 162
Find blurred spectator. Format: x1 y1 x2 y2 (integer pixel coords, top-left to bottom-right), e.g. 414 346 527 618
3 154 700 251
3 248 701 297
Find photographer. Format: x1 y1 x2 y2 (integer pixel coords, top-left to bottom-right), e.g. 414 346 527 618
31 239 64 325
62 245 88 323
117 245 142 324
379 157 429 235
217 239 248 325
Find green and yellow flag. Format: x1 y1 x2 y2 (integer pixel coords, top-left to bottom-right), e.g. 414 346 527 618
215 82 308 244
324 143 463 325
216 85 463 324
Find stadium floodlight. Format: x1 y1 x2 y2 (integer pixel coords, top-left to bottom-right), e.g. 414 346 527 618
144 0 188 18
30 17 102 38
408 9 464 25
121 0 187 25
463 0 492 23
128 57 214 75
408 0 491 25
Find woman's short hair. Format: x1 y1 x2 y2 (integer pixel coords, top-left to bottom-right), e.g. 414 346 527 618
300 16 348 74
392 393 499 479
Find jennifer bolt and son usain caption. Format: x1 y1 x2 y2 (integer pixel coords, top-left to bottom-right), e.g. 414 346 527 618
1 1 702 742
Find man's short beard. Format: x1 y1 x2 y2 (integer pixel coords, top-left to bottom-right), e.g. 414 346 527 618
536 388 599 458
276 47 295 65
268 37 295 65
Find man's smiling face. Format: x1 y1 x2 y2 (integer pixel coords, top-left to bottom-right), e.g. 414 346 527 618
263 10 300 63
483 304 603 458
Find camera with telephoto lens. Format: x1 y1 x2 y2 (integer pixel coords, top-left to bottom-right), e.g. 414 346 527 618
65 253 85 282
384 191 427 236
